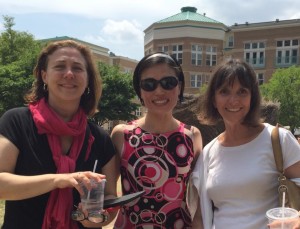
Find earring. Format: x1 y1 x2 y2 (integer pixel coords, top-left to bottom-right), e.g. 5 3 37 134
43 83 48 91
86 87 90 95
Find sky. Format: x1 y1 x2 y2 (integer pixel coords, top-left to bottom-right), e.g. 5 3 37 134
1 0 300 61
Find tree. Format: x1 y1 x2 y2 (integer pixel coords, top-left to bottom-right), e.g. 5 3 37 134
92 62 138 126
261 66 300 131
0 15 41 115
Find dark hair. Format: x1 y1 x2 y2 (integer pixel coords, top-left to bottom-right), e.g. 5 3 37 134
201 58 261 126
24 40 102 116
133 52 185 104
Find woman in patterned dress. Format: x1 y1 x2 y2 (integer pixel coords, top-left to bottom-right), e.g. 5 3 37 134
111 52 203 229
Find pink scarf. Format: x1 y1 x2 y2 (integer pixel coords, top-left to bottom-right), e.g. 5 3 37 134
29 98 94 229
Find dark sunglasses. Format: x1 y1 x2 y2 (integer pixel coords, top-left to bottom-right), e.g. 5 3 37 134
140 76 179 92
71 209 108 223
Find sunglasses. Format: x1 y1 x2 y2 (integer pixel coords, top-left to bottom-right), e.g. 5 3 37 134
140 76 179 92
71 209 108 223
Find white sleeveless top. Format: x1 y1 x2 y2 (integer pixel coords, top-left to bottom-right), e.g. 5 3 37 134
190 123 300 229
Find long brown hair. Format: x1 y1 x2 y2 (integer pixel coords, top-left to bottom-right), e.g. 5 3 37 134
201 58 262 126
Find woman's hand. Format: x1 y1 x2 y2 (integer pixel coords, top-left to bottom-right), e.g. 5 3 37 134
268 218 300 229
54 171 106 195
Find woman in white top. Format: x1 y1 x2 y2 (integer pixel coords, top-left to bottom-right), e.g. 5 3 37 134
190 59 300 229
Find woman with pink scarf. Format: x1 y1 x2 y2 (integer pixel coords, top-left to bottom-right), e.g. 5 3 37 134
0 40 119 229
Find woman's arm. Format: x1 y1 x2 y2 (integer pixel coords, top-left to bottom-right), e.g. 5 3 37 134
285 161 300 178
192 196 204 229
0 135 105 200
111 124 126 157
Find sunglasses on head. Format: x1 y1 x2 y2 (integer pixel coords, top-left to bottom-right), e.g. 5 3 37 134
140 76 179 92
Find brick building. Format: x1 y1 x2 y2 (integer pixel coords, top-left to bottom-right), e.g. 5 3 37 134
144 6 300 95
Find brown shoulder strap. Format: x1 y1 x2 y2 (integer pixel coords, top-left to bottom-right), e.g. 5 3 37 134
271 123 284 173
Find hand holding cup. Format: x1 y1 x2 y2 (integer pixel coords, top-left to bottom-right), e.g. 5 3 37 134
266 207 299 229
72 179 107 223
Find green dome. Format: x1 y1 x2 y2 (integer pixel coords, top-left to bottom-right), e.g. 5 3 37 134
157 6 221 24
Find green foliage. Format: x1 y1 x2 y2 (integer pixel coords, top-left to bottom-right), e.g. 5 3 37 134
92 62 138 126
0 64 34 112
0 16 40 66
0 15 41 116
261 66 300 130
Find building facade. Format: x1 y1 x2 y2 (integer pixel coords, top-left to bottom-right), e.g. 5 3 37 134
144 6 300 95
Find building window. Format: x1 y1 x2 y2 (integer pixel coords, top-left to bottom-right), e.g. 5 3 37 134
190 74 210 88
206 46 217 66
228 36 234 47
158 45 169 53
257 73 264 85
276 39 298 66
191 45 202 66
135 107 142 117
244 42 265 67
145 49 152 55
171 44 183 64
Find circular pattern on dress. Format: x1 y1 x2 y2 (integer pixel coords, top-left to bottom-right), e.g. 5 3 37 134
118 124 194 228
132 155 169 189
129 135 140 148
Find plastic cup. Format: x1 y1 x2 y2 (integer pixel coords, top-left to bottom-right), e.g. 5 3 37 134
266 207 299 229
80 179 106 213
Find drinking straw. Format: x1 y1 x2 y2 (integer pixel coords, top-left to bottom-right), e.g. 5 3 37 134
92 160 98 173
87 160 98 200
281 191 285 229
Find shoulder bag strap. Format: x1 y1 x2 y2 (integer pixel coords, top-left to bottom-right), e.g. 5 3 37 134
271 123 284 174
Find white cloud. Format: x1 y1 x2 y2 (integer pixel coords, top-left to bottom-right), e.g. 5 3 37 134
101 19 143 44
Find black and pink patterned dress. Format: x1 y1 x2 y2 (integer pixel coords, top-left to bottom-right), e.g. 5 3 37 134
114 121 195 229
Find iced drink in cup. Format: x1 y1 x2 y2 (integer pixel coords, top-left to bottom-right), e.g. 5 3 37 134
80 179 106 222
266 207 299 229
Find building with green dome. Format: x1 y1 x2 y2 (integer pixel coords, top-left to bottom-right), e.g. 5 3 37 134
144 6 300 95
